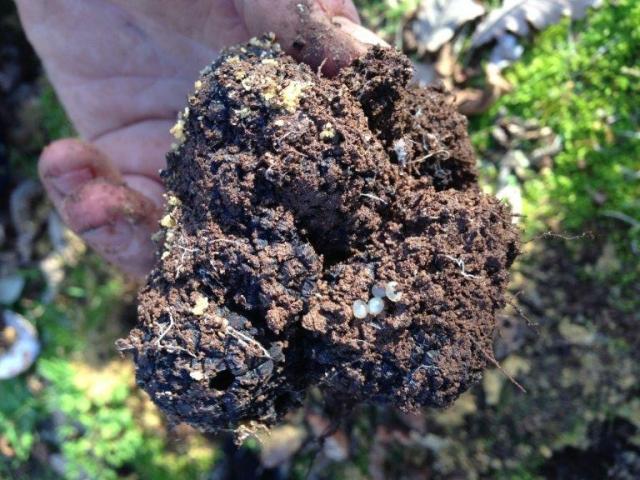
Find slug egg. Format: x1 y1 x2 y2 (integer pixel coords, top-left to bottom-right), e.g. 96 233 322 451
367 297 385 315
385 281 403 302
352 300 368 319
371 283 386 298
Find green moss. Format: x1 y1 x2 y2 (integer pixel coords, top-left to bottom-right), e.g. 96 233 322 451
1 258 216 478
474 0 640 292
36 358 216 480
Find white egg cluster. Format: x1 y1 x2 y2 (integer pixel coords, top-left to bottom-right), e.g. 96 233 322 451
352 281 403 319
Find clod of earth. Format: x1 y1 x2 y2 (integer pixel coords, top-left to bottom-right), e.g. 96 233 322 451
121 34 520 435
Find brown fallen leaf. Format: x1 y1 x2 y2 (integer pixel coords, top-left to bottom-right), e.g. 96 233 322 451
456 64 513 115
455 86 500 115
472 0 603 48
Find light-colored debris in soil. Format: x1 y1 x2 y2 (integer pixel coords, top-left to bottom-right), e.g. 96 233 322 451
0 310 40 379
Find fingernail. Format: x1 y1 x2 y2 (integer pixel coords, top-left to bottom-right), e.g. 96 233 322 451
332 16 390 48
47 168 94 196
81 219 133 253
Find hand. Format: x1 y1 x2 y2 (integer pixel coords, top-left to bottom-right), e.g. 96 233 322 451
16 0 383 278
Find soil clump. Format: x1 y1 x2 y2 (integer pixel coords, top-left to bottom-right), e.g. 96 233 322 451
123 35 519 433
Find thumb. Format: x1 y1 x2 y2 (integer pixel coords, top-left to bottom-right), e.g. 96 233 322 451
235 0 388 75
39 139 162 279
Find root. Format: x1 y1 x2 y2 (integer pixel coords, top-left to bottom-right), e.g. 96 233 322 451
161 344 197 358
359 193 388 205
408 149 451 165
226 326 272 359
444 255 478 279
525 230 592 244
507 293 540 331
481 348 527 394
156 313 175 345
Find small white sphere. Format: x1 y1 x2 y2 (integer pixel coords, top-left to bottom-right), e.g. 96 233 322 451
371 284 386 299
367 297 385 315
385 281 403 302
352 300 368 319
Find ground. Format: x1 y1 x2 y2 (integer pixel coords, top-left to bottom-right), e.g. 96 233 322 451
1 1 639 479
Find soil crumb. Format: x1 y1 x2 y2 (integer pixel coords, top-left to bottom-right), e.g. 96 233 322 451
122 35 520 435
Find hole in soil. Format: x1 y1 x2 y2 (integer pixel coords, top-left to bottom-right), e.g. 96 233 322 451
320 247 351 269
297 221 351 269
209 370 235 391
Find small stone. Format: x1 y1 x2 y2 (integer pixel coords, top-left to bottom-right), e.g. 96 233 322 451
367 297 384 315
385 281 403 302
352 300 368 319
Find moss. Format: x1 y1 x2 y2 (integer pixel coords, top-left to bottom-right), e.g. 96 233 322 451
474 0 640 295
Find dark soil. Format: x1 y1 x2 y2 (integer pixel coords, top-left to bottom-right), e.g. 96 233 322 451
123 35 519 434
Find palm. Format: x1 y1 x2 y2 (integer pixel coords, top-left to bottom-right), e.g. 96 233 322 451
16 0 378 277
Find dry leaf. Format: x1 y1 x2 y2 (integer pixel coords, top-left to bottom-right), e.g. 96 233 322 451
472 0 602 48
456 87 500 115
489 33 524 71
412 0 485 53
412 61 438 86
456 63 512 116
